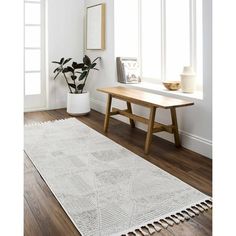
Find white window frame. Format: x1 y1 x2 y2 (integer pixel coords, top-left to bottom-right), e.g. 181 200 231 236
139 0 202 87
24 0 46 111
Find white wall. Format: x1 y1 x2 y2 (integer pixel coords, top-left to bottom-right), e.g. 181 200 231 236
46 0 85 109
84 0 212 158
84 0 117 93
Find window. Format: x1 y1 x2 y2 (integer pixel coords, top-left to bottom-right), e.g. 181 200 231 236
141 0 161 80
24 0 46 109
114 0 139 57
140 0 202 86
24 0 41 95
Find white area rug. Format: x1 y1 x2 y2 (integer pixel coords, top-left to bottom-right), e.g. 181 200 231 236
24 118 211 236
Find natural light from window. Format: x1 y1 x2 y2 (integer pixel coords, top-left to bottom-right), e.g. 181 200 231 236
165 0 190 81
141 0 161 80
114 0 139 57
24 0 41 95
115 0 203 89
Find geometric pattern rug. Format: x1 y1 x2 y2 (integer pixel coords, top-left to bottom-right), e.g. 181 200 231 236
24 118 212 236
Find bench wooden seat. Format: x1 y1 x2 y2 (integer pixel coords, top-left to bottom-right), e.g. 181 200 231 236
97 86 194 154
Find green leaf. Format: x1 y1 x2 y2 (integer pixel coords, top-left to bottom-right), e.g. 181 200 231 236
63 58 72 65
92 57 101 63
52 61 60 64
60 58 65 64
53 71 61 80
62 67 69 73
83 55 91 66
67 66 74 73
72 62 78 69
63 66 74 73
72 62 84 69
75 63 84 69
53 67 60 73
82 66 88 71
71 75 77 80
77 83 85 90
79 71 87 81
90 63 97 69
68 83 76 89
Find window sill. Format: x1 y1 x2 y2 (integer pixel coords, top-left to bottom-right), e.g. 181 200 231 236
123 81 203 101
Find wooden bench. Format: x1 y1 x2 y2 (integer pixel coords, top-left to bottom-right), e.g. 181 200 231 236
97 86 194 154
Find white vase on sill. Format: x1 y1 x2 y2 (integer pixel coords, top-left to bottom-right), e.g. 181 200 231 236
67 92 90 116
180 66 196 93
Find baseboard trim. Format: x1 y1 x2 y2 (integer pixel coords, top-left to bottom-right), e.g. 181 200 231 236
24 107 47 112
90 98 212 159
179 131 212 158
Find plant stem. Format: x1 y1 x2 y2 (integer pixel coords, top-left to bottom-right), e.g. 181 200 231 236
63 73 73 93
81 72 89 94
73 73 77 93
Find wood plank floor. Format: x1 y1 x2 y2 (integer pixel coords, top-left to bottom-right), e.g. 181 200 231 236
24 109 212 236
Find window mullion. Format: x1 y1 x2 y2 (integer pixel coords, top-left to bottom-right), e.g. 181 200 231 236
138 0 142 79
24 1 40 4
25 47 41 50
25 24 41 27
25 70 41 73
190 0 196 71
161 0 166 81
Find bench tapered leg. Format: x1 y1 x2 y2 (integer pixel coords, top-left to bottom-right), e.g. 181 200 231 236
126 102 135 128
145 106 156 154
104 94 112 133
170 107 181 147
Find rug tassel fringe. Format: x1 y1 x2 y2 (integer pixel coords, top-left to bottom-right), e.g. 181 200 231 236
191 207 200 215
205 200 212 209
186 208 196 217
158 220 168 228
170 215 180 224
141 228 150 236
196 204 205 212
119 199 212 236
24 118 76 127
181 211 191 220
176 213 185 222
153 223 162 232
200 202 208 210
164 218 174 226
147 225 156 234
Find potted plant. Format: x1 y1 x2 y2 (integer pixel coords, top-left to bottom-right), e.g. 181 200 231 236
52 55 100 115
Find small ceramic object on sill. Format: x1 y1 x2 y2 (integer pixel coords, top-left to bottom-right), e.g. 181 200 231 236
162 81 181 91
180 66 196 93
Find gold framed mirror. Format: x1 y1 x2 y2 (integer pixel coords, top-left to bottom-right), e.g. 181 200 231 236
86 3 106 50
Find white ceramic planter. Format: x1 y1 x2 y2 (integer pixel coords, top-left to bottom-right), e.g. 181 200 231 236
67 92 90 116
180 66 195 93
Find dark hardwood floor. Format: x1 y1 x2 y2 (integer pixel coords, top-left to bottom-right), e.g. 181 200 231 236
24 109 212 236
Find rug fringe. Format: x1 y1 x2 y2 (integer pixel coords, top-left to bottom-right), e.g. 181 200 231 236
24 117 76 127
116 198 212 236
